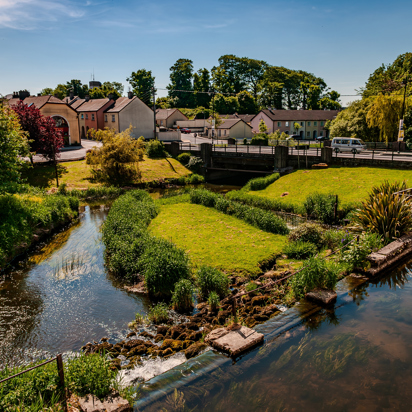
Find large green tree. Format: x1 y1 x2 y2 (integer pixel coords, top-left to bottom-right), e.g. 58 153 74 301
167 59 194 108
237 91 258 114
0 104 29 193
127 69 155 106
361 52 412 98
193 68 211 108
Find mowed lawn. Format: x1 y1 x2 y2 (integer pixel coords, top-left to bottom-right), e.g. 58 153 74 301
149 203 287 277
23 157 191 189
251 167 412 206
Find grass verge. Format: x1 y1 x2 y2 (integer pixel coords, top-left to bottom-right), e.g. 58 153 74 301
149 203 287 277
22 156 191 189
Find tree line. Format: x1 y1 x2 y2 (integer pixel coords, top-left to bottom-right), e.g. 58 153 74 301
330 52 412 143
128 55 342 114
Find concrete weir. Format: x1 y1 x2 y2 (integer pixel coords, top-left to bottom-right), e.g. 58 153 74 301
367 233 412 276
205 325 264 357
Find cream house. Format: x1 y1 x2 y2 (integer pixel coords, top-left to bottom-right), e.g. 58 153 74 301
207 119 253 140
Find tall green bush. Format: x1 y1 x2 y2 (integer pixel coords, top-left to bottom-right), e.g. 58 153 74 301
290 256 341 298
197 266 229 299
145 139 167 158
172 279 194 312
177 152 191 165
304 193 337 224
288 222 324 246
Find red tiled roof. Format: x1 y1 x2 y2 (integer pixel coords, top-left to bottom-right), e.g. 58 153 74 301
8 95 63 109
70 99 86 110
106 96 135 113
75 98 110 112
256 109 340 122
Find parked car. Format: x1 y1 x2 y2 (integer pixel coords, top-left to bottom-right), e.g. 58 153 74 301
331 137 367 154
181 128 191 134
286 134 303 140
316 135 330 141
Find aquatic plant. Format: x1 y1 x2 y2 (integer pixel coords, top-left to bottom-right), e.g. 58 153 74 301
196 266 230 299
208 291 220 311
303 192 338 224
148 302 169 324
352 180 412 241
283 241 317 260
172 279 194 312
340 232 383 270
322 229 353 251
290 256 341 298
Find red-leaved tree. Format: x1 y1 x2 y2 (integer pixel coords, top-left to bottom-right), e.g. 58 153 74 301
12 101 64 185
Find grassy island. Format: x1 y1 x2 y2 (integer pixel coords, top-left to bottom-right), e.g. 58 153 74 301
149 202 286 277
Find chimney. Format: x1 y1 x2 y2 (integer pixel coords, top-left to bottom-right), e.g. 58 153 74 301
108 93 114 100
128 91 133 99
70 89 74 100
85 95 90 102
19 90 30 100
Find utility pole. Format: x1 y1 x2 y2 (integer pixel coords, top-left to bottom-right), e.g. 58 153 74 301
152 87 156 139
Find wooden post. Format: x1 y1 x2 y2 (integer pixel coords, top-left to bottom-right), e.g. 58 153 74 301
56 354 67 412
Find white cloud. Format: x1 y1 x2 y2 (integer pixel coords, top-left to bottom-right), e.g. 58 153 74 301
0 0 87 30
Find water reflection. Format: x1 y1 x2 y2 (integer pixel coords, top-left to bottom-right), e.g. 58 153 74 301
0 204 150 368
138 263 412 411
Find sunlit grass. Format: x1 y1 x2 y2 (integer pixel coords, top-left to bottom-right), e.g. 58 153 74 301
22 156 191 189
250 166 412 207
149 203 287 277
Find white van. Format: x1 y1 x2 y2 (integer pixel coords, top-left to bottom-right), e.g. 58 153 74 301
331 137 367 154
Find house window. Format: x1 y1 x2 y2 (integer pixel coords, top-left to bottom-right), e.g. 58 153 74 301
307 131 310 137
81 114 84 120
85 114 88 120
112 115 115 122
91 114 95 121
285 121 289 127
320 131 323 136
307 121 311 126
300 122 304 126
314 121 317 126
277 121 281 127
160 120 163 125
105 115 107 122
321 121 324 127
224 130 227 136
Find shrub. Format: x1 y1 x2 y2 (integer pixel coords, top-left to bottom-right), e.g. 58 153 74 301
304 193 337 224
172 279 194 312
146 139 166 158
197 266 229 299
243 138 248 145
323 229 353 250
148 302 169 324
340 232 383 270
290 256 341 298
251 134 268 146
187 156 203 173
190 189 289 235
177 152 191 165
86 126 144 185
288 223 324 246
141 237 191 298
284 241 317 260
245 281 259 295
243 173 280 191
188 173 205 184
352 180 412 242
208 291 220 311
0 360 63 411
66 353 117 399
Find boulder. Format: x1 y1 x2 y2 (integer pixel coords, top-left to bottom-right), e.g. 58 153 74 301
205 326 264 357
162 347 174 358
251 296 266 306
305 288 337 305
156 325 169 336
185 322 199 331
78 394 130 412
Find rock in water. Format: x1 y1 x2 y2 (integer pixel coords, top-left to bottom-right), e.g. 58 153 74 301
205 325 264 357
305 288 337 305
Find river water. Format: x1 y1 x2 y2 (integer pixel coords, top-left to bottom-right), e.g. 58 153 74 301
0 204 151 368
136 265 412 411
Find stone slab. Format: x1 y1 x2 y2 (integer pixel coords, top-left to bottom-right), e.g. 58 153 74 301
205 326 264 357
305 288 337 305
78 394 130 412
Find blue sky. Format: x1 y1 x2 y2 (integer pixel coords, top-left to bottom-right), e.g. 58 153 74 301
1 0 411 106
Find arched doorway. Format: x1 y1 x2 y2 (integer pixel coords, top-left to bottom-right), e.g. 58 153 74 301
52 116 70 146
313 130 317 139
299 131 304 138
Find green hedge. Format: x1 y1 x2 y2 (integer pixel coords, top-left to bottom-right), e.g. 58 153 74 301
190 189 289 235
0 192 79 269
243 173 280 191
102 190 191 297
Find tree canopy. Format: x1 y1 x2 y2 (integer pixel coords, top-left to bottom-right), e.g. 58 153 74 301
127 69 155 106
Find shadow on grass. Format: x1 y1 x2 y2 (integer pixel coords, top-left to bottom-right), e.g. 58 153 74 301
22 164 69 188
